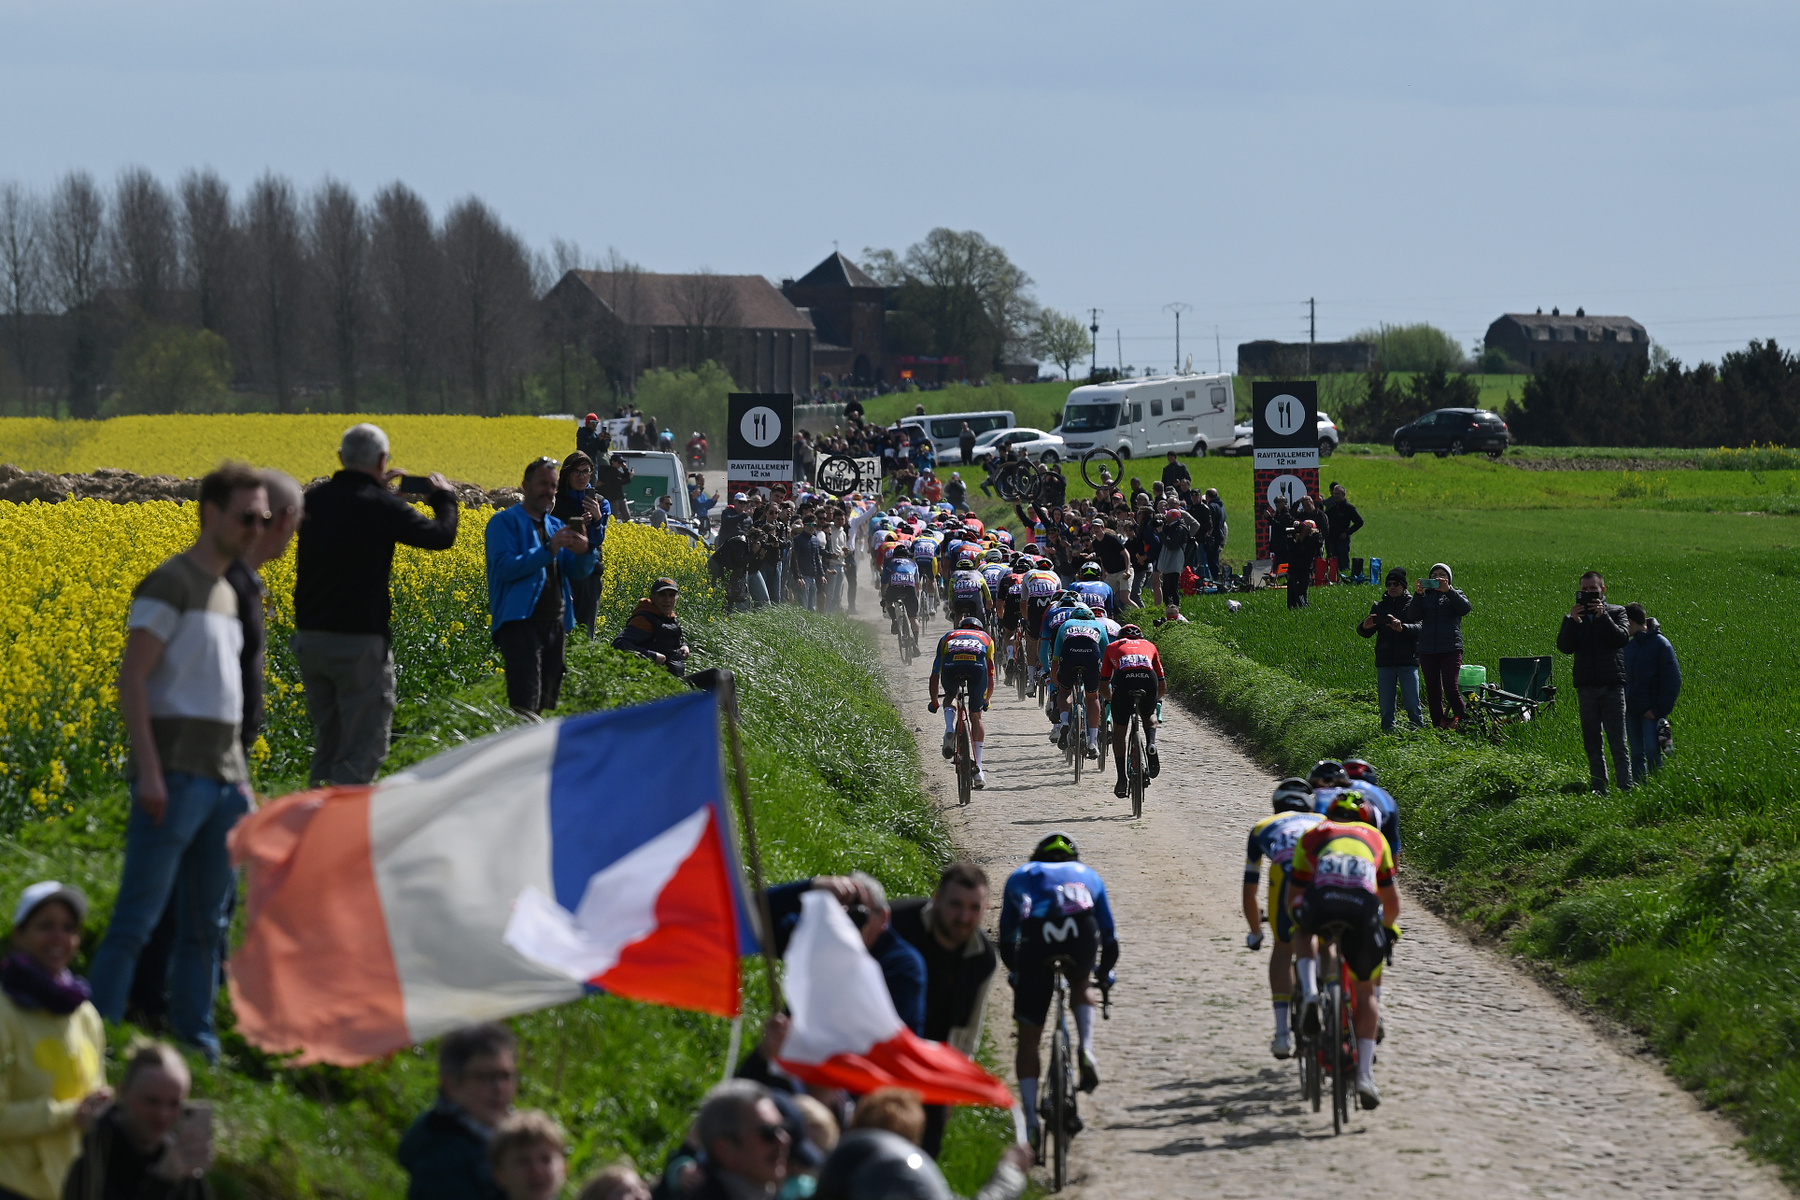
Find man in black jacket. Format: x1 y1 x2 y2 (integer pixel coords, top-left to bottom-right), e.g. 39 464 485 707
1161 451 1190 490
1557 570 1633 792
612 578 690 676
1323 482 1364 574
292 424 458 786
889 862 999 1159
1358 567 1423 730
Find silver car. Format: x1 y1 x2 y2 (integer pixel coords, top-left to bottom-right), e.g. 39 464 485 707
962 426 1067 464
1221 411 1341 457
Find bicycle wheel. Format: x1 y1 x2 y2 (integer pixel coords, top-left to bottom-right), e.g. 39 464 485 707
1128 716 1145 818
1080 447 1123 490
1071 686 1085 784
1303 1027 1321 1111
1048 990 1069 1191
897 623 911 665
955 704 972 807
1097 709 1110 773
1015 642 1029 700
1328 982 1347 1134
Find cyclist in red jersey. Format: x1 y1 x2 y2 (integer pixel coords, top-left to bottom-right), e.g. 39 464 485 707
1099 624 1168 797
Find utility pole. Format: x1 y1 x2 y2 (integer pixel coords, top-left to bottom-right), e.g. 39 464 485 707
1215 324 1222 375
1116 329 1122 374
1164 302 1192 374
1307 297 1316 374
1088 308 1101 379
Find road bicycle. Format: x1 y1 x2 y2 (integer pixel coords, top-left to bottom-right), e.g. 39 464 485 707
1095 703 1111 774
1122 704 1147 818
1304 923 1360 1135
1041 954 1081 1192
920 577 939 624
1066 677 1087 785
950 679 975 806
894 604 919 666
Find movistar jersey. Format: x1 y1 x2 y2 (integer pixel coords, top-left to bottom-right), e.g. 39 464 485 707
1069 579 1116 614
1000 860 1118 950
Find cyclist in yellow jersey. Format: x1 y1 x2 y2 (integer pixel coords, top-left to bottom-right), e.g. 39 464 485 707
1287 793 1400 1108
1243 779 1325 1058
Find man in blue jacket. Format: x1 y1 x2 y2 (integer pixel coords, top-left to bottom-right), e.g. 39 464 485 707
485 457 598 714
1622 601 1681 780
764 872 927 1036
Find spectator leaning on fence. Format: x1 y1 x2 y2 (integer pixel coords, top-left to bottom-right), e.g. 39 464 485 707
1557 571 1633 793
61 1040 209 1200
1405 562 1472 730
0 882 109 1200
486 457 597 716
293 424 458 786
1623 602 1681 781
89 464 265 1061
1358 566 1424 732
398 1023 517 1200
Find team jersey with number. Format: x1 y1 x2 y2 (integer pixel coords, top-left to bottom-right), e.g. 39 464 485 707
999 861 1118 949
1244 810 1327 885
981 563 1011 593
1038 602 1079 645
1024 569 1061 602
949 569 993 608
931 628 995 677
1069 579 1116 614
1052 616 1110 659
1100 638 1165 683
912 534 940 560
1288 822 1395 896
882 556 919 588
1003 572 1026 605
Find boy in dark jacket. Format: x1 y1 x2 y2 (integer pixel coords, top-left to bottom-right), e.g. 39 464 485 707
1556 570 1633 792
1358 567 1424 730
1622 601 1680 780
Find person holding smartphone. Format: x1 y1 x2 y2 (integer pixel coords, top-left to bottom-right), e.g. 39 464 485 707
553 454 609 640
1557 570 1634 792
1404 562 1471 729
1358 567 1424 731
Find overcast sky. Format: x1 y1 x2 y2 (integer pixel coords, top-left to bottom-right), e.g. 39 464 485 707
4 0 1797 370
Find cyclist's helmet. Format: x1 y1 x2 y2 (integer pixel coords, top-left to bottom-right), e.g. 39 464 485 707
1011 555 1031 571
1032 832 1080 862
1271 777 1314 813
985 548 1005 563
1079 561 1103 579
1342 758 1379 786
1308 759 1349 789
957 617 986 632
1325 793 1380 828
1118 623 1143 639
958 553 978 568
1036 557 1055 571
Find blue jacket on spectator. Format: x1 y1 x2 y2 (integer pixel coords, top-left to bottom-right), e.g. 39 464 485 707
1623 619 1682 718
766 881 928 1036
484 504 599 632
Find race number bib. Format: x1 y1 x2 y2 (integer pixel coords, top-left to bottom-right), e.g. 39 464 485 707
1315 850 1377 891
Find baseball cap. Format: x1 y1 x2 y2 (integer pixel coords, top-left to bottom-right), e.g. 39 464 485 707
13 881 87 928
732 492 748 502
651 577 680 594
584 412 598 421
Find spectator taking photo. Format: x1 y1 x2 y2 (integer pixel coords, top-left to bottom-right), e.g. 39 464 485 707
1558 571 1633 792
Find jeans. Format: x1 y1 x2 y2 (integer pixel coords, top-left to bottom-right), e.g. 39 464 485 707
569 572 603 640
1578 684 1633 791
1626 713 1663 780
291 630 397 786
89 772 250 1059
1418 650 1465 726
495 619 567 713
799 576 819 611
747 570 771 607
1376 665 1424 732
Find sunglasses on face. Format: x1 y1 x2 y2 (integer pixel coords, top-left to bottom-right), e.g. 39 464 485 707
234 510 274 529
745 1123 789 1146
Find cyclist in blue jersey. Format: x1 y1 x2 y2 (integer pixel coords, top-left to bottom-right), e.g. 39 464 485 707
881 550 922 645
1036 591 1082 737
910 530 942 614
928 617 996 787
1243 778 1327 1059
1068 561 1116 618
1308 759 1400 859
1050 604 1111 759
1000 832 1119 1152
1342 758 1402 860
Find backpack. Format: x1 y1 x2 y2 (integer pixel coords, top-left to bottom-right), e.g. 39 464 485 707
1161 516 1189 549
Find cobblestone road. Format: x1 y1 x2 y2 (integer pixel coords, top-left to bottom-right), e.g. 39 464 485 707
864 606 1788 1198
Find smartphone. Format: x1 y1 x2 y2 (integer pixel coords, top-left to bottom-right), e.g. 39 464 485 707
1577 591 1601 608
1423 577 1442 590
178 1101 214 1174
397 475 432 495
564 514 587 530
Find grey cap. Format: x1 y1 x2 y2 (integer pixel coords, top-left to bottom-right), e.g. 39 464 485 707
13 881 87 929
849 870 889 911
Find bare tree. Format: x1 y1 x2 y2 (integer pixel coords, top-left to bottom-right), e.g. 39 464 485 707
44 171 109 417
0 183 47 408
110 167 178 321
370 182 443 413
307 178 368 410
441 197 536 414
179 169 234 334
242 173 305 411
671 268 740 369
589 246 644 393
863 228 1036 376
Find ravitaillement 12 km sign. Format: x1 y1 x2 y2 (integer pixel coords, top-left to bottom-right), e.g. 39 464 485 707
727 393 794 482
1250 380 1319 560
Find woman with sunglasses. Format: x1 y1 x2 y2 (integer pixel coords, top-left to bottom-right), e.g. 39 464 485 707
553 453 609 639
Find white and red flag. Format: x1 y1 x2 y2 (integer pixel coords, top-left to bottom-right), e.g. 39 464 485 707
776 890 1012 1107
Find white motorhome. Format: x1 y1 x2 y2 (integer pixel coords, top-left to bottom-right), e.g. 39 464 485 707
1056 373 1236 459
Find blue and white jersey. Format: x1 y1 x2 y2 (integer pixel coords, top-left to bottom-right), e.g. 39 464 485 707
882 555 919 588
1069 580 1116 614
1313 781 1401 854
1000 861 1118 950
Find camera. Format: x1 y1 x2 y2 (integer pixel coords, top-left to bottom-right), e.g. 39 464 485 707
1577 590 1601 607
845 901 871 929
1423 577 1443 591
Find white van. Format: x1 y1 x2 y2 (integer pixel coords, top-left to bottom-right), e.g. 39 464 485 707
897 410 1016 462
612 451 693 521
1056 373 1235 459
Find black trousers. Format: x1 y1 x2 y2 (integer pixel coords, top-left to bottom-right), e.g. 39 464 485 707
495 619 566 713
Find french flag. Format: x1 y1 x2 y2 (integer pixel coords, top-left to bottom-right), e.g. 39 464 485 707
227 691 757 1066
778 891 1013 1108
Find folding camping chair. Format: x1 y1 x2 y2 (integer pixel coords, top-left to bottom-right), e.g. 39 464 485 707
1466 655 1557 739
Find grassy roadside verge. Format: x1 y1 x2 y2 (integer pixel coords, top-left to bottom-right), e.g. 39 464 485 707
1148 613 1800 1186
2 609 1018 1198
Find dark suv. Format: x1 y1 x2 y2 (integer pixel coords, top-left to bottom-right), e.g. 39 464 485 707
1393 408 1511 459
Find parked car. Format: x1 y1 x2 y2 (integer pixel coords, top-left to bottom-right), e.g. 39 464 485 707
964 426 1066 464
1220 411 1341 456
1392 408 1511 458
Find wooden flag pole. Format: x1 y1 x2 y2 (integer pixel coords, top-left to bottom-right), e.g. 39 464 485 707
720 673 784 1011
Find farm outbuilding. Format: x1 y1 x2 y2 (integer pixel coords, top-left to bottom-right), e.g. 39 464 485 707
1485 309 1649 370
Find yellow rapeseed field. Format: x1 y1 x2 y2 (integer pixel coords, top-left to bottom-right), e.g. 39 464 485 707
0 496 714 820
0 414 587 489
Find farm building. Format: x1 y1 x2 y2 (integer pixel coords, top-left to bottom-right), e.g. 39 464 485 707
1485 309 1649 370
780 252 888 387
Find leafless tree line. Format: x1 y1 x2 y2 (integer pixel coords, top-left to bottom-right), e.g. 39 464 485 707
0 168 556 417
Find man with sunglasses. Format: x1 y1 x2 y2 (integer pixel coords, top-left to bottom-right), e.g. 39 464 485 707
293 423 458 786
88 463 269 1061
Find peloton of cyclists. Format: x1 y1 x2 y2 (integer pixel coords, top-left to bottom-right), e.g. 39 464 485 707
999 832 1119 1157
928 617 996 788
1049 602 1111 759
1242 777 1327 1059
1098 622 1166 797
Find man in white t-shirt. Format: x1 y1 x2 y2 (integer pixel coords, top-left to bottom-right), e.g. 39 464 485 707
87 462 267 1061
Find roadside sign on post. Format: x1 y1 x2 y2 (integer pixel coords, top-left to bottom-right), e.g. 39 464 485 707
727 393 795 502
1251 380 1319 562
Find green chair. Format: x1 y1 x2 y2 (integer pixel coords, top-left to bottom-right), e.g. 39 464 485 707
1469 655 1557 737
